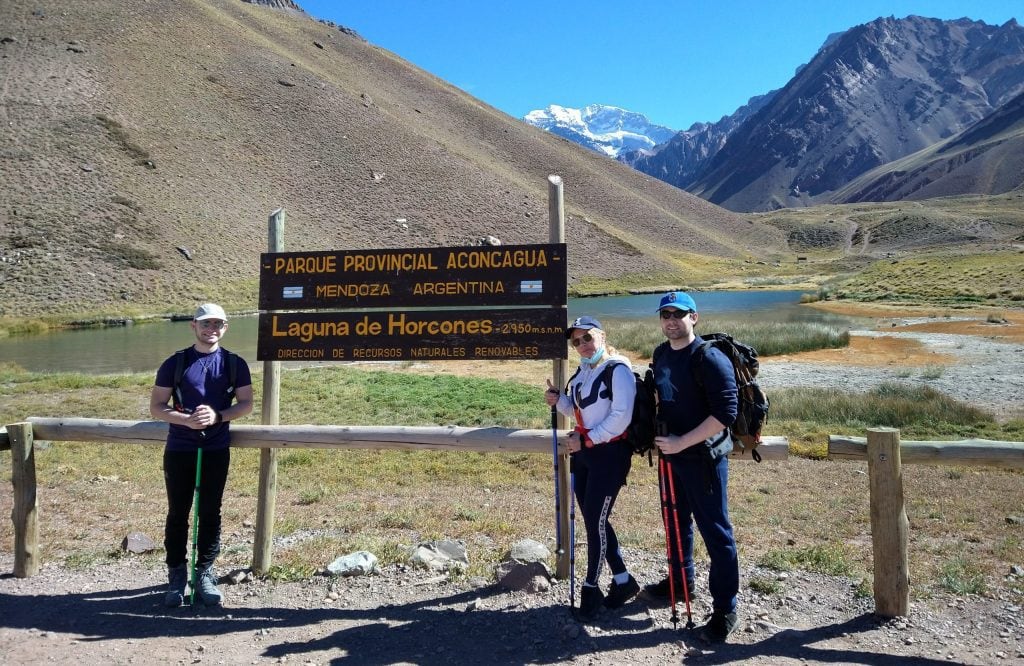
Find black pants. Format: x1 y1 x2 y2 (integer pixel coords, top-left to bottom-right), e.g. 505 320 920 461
571 441 632 586
163 447 230 570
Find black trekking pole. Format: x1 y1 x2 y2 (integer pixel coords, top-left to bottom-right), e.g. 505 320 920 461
188 443 204 606
664 456 695 629
549 404 565 596
658 454 680 628
569 464 577 616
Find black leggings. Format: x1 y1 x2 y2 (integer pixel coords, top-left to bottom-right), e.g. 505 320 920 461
163 447 230 569
570 441 632 586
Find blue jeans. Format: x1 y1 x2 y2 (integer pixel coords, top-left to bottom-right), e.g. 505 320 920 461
662 454 738 613
163 447 230 569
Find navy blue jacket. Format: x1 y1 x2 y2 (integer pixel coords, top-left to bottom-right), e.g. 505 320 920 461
653 336 738 458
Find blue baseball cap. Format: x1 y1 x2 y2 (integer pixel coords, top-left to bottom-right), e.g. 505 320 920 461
565 315 602 339
656 291 697 313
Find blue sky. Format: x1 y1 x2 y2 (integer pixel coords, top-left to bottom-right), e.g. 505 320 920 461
299 1 1021 131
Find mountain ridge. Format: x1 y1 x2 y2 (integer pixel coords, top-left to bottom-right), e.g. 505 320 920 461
529 16 1024 213
688 15 1024 211
0 0 785 319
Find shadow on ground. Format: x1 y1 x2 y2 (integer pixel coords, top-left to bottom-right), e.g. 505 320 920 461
0 574 951 665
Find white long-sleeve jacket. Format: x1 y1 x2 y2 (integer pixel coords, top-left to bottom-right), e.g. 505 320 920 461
554 352 636 445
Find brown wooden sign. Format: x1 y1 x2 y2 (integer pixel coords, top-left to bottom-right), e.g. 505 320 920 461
257 308 568 361
259 243 566 310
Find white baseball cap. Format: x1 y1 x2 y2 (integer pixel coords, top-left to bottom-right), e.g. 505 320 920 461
193 303 227 321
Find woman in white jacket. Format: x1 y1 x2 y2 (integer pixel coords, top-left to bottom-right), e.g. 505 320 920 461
545 316 639 619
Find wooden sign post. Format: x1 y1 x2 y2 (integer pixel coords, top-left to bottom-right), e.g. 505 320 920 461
253 185 570 575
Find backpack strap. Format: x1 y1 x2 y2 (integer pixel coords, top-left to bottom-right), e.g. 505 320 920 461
564 365 582 394
651 340 670 366
690 339 714 392
171 347 189 412
223 348 238 402
171 347 238 411
600 361 631 443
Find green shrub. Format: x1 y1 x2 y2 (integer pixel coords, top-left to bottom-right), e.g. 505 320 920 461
607 318 849 358
939 554 987 595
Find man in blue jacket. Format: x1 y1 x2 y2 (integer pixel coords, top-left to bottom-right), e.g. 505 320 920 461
645 291 740 642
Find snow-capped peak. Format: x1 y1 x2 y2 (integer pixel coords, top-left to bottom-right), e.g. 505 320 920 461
523 104 677 158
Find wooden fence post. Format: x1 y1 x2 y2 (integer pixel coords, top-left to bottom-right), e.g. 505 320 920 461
253 208 284 576
9 422 40 577
548 175 570 580
867 427 910 617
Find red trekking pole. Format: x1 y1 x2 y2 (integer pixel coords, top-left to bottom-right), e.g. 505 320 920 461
657 454 680 628
664 456 695 629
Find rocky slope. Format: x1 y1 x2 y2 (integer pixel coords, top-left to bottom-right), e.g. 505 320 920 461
689 16 1024 212
834 89 1024 203
0 0 785 319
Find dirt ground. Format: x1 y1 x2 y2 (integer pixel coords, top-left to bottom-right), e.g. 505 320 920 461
2 305 1023 665
1 551 1022 666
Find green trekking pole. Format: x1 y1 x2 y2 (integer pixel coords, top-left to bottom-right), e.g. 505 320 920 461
188 445 203 606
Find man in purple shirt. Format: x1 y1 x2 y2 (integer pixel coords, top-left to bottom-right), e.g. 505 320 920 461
150 303 253 607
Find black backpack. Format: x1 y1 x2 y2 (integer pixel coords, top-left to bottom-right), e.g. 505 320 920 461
617 363 658 463
691 333 769 462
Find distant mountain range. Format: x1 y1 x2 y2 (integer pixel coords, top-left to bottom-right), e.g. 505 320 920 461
527 16 1024 212
619 91 776 188
523 104 676 158
0 0 783 318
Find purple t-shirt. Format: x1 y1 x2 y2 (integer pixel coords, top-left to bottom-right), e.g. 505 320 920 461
154 347 251 452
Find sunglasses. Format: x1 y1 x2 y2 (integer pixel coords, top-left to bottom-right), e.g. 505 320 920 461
198 320 226 330
570 332 595 347
659 309 693 320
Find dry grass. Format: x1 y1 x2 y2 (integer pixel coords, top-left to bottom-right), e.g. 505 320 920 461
751 193 1024 308
3 440 1020 599
831 250 1024 306
1 337 1021 597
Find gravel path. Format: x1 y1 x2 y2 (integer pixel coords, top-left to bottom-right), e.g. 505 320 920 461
761 327 1024 421
1 554 1021 665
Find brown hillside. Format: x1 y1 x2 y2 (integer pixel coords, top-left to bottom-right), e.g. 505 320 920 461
0 0 786 319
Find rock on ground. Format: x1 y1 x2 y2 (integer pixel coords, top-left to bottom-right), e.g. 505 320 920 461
1 554 1021 665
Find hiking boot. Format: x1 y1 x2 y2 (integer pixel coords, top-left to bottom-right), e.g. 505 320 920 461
576 585 604 620
603 575 640 609
164 564 188 608
642 576 697 604
698 610 738 643
196 567 223 606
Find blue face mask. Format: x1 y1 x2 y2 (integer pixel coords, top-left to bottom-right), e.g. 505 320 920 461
582 347 606 365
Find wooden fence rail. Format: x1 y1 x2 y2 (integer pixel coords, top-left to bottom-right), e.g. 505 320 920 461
8 417 1019 620
829 429 1023 618
829 435 1024 468
4 418 788 581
